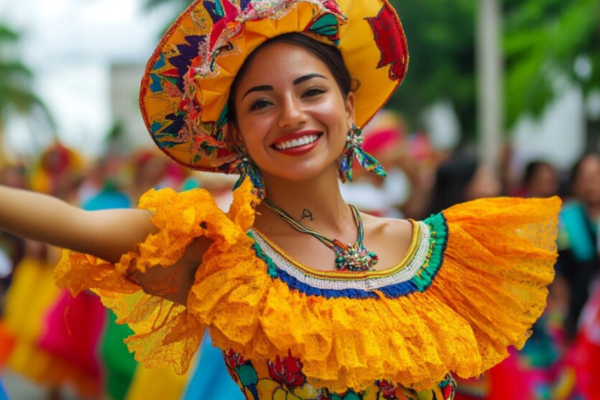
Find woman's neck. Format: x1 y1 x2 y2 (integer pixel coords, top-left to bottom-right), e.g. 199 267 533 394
254 165 354 238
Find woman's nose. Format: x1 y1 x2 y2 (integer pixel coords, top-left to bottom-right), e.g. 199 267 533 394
277 96 307 129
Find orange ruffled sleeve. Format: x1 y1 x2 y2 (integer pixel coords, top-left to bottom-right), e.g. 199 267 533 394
54 179 258 375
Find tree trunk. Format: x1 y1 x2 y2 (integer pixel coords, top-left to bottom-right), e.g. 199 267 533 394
476 0 504 169
0 120 7 168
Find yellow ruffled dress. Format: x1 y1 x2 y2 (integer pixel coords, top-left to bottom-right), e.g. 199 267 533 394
55 180 560 400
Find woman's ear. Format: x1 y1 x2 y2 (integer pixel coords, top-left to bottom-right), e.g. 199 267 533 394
345 92 356 128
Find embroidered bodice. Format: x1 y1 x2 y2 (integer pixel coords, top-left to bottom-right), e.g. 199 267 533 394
222 349 455 400
222 219 456 399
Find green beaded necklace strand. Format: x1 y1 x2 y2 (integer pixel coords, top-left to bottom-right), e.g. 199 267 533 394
262 198 379 272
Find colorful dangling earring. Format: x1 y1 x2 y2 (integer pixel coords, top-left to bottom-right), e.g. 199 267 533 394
339 124 387 182
233 154 266 199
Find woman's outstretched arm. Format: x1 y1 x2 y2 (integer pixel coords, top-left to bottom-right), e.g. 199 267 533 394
0 185 209 305
0 185 155 263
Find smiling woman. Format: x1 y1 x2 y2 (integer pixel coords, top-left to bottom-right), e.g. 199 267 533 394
0 0 561 399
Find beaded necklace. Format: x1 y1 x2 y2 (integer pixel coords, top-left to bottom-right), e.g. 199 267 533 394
262 199 379 272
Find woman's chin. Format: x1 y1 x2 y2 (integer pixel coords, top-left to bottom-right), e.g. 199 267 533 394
263 163 335 184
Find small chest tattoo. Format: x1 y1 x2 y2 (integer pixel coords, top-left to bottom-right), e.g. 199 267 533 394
300 209 314 221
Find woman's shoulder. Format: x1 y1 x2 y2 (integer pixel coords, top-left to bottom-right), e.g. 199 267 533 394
360 212 413 234
360 213 415 270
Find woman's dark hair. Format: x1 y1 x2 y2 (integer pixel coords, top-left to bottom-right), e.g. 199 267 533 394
227 33 353 125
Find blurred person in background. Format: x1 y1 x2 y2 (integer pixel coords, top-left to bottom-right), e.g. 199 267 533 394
426 154 501 400
340 110 433 219
558 153 600 341
29 142 84 201
127 149 188 203
512 159 570 400
2 238 62 399
2 143 105 400
0 2 562 398
518 160 560 199
553 156 600 400
427 153 501 216
3 147 193 400
558 277 600 400
430 155 569 400
0 164 32 370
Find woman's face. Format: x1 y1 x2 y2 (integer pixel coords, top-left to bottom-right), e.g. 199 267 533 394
231 42 355 182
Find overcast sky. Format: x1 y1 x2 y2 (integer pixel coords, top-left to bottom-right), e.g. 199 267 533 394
0 0 171 157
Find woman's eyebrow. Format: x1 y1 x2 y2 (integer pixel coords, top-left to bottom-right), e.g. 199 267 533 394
293 73 328 85
242 85 273 99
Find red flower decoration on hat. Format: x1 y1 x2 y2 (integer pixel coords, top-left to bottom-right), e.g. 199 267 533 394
366 6 407 81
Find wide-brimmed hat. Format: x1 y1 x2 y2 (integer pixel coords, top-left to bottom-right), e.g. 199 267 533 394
140 0 408 173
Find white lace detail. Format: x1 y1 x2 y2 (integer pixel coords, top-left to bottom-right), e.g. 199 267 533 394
249 221 431 291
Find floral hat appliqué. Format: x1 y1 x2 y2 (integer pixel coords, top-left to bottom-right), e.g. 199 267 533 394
140 0 408 173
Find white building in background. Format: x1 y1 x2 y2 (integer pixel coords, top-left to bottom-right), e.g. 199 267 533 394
110 63 155 152
511 87 586 172
422 87 587 176
0 0 169 160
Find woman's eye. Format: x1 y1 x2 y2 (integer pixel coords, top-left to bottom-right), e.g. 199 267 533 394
249 99 271 111
303 87 326 98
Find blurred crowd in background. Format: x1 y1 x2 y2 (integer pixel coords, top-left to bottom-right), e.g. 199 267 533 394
0 109 599 400
0 0 599 397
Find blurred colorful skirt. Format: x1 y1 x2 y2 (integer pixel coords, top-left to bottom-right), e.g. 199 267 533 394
2 256 190 399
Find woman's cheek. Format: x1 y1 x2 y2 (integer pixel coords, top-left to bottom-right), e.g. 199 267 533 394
240 118 272 152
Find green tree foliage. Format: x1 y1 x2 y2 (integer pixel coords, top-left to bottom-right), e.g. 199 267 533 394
504 0 600 127
0 24 54 163
144 0 192 11
388 0 477 138
143 0 194 36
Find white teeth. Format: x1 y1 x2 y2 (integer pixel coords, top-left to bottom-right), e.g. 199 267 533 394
275 134 319 150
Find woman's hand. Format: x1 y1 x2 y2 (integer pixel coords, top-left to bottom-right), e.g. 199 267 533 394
131 237 211 306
